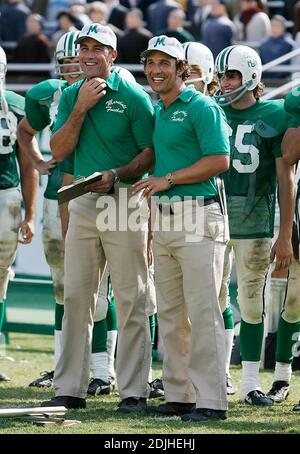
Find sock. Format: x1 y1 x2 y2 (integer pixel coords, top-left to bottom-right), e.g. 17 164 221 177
92 319 107 353
240 319 264 361
0 300 5 332
225 329 235 375
276 316 300 363
149 314 156 348
241 361 261 399
90 352 109 381
274 362 292 384
54 303 64 331
106 295 118 331
53 330 62 369
107 330 117 380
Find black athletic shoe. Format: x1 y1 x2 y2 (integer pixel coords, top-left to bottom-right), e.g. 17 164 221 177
181 408 228 422
267 381 290 403
149 378 164 399
244 390 274 406
41 395 86 409
292 400 300 411
147 402 195 416
29 370 54 388
87 377 115 396
117 397 147 413
226 374 236 395
0 372 10 381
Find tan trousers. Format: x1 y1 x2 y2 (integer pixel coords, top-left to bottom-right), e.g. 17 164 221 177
0 188 21 300
54 186 151 399
154 201 228 410
219 238 272 323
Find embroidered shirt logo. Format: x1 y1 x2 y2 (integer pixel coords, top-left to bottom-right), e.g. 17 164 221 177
105 99 127 113
171 110 187 122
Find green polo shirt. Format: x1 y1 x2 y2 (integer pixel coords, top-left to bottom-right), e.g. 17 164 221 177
153 86 230 199
53 71 154 183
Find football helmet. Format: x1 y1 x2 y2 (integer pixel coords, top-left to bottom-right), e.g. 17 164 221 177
0 46 7 84
113 66 136 84
182 42 214 94
214 45 262 106
55 31 83 77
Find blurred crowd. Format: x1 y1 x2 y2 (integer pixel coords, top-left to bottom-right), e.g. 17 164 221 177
1 0 300 75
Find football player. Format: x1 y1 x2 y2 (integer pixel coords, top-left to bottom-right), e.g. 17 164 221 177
0 46 38 381
215 45 295 405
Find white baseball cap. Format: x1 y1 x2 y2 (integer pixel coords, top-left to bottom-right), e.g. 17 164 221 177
141 35 184 60
75 23 117 50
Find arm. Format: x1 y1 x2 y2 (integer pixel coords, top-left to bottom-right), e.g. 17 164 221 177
17 144 39 244
17 117 56 175
270 157 295 270
51 78 107 161
85 147 155 194
281 127 300 165
132 155 230 198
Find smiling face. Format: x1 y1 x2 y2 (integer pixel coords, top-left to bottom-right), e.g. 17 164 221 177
79 37 117 80
62 57 83 85
218 70 242 94
145 50 183 99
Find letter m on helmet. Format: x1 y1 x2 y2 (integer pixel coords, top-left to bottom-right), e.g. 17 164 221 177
154 37 166 47
87 25 98 34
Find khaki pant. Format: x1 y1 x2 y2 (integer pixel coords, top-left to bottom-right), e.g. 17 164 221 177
219 238 272 323
154 201 228 410
0 188 21 300
54 186 151 399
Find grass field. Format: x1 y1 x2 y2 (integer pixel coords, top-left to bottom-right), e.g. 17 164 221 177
0 333 299 434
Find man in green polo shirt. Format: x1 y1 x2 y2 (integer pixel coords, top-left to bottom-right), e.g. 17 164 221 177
133 35 230 422
41 23 155 412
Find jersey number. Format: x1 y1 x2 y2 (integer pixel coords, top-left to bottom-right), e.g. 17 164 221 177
0 112 17 154
228 124 259 173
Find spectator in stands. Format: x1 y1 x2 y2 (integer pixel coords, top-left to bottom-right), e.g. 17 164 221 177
160 8 195 43
87 0 108 23
147 0 181 35
69 1 91 26
101 0 128 30
119 0 156 24
13 13 51 64
0 0 31 43
234 0 271 43
190 0 213 41
118 9 152 63
260 15 295 79
202 0 236 59
51 10 79 48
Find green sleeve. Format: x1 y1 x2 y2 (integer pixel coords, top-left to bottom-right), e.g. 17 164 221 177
25 95 51 132
194 105 230 157
128 89 154 150
52 89 72 134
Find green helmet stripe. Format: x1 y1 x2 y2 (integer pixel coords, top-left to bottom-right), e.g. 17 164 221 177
219 46 236 72
68 32 74 56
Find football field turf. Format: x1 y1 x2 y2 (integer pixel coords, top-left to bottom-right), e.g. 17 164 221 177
0 333 299 434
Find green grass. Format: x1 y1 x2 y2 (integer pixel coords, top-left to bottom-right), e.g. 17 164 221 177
0 333 299 434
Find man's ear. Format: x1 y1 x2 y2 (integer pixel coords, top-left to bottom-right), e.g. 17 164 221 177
112 49 118 61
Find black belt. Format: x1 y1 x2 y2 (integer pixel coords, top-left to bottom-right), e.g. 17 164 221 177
158 197 220 215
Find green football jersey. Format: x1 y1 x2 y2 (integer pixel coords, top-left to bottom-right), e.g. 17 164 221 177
0 90 25 190
222 99 291 239
25 79 68 200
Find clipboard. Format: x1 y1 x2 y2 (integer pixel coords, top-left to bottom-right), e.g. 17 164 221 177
57 172 103 205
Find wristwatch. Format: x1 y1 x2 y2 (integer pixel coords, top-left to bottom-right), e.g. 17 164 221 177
110 168 120 184
165 172 175 188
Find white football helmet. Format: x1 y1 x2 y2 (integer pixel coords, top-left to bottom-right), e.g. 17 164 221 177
55 31 83 77
0 46 7 84
182 42 214 94
113 66 136 84
214 45 262 106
